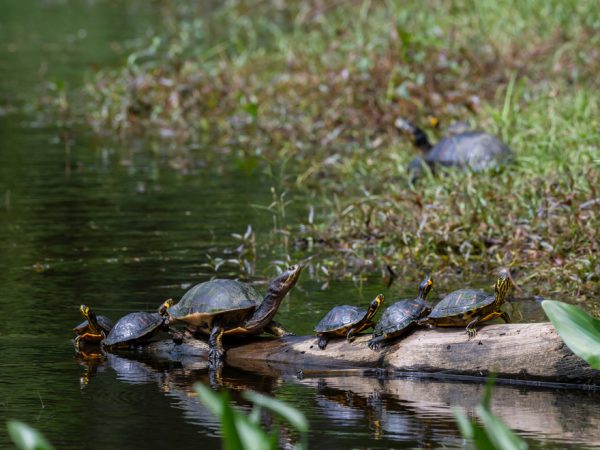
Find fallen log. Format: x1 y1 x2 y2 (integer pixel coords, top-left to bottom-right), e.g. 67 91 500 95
143 322 600 386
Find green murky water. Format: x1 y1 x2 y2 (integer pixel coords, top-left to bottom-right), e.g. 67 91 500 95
1 1 599 449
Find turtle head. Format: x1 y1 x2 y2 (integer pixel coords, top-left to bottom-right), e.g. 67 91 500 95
80 304 90 321
367 294 385 318
80 305 99 330
495 269 514 304
267 264 302 298
158 298 174 316
418 276 433 300
394 117 433 153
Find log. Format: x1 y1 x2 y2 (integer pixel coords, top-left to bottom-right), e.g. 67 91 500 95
142 322 600 386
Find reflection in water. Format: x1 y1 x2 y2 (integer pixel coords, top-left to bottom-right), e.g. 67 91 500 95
74 347 600 449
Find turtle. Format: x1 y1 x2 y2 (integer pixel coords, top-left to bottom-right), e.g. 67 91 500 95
74 305 113 348
419 269 514 337
395 118 514 177
368 276 433 351
314 294 384 350
103 301 173 349
160 265 302 370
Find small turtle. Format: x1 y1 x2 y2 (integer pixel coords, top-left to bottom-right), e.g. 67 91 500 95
314 294 384 350
420 270 514 337
395 118 513 177
368 276 433 351
104 301 173 349
161 265 302 370
74 305 113 347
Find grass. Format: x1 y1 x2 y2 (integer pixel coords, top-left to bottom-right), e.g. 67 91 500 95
58 0 599 307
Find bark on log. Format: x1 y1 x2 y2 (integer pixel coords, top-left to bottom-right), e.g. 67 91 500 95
143 322 600 386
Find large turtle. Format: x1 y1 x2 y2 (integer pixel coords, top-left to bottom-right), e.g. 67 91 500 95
74 305 113 348
314 294 384 350
420 270 514 337
161 265 302 370
368 276 433 351
395 118 513 177
103 303 173 349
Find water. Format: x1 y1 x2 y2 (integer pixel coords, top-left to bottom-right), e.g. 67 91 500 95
1 1 599 448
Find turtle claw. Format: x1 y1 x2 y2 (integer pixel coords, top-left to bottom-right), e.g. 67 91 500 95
368 341 381 352
466 328 478 339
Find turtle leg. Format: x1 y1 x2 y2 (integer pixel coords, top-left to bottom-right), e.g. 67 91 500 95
368 336 385 351
208 325 226 370
465 316 481 339
75 331 104 349
346 328 357 343
264 320 295 337
317 334 329 350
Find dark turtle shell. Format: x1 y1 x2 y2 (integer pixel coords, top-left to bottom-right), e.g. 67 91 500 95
103 312 165 347
314 305 367 334
427 289 492 319
396 117 514 177
74 315 113 335
372 299 429 338
167 279 260 331
410 131 513 173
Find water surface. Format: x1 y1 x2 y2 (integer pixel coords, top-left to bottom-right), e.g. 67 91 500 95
0 1 598 449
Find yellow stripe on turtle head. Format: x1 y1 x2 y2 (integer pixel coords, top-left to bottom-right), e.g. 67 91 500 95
80 304 90 320
368 294 385 317
495 269 514 303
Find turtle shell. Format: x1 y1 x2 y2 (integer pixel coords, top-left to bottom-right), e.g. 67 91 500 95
167 279 260 332
427 289 493 318
410 131 513 174
103 312 165 347
73 315 113 335
314 305 367 334
427 131 513 171
373 299 429 338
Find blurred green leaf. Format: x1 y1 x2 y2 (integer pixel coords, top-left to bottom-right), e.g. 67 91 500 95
542 300 600 369
195 383 278 450
454 375 528 450
6 421 54 450
477 407 528 450
244 391 309 433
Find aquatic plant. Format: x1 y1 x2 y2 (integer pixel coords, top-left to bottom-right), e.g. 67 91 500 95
454 375 528 450
6 421 54 450
195 383 309 450
542 300 600 369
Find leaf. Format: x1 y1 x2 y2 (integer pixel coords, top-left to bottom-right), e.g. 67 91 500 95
453 408 474 439
6 421 54 450
453 409 496 450
195 383 274 450
477 407 528 450
195 383 243 450
243 391 308 433
541 300 600 369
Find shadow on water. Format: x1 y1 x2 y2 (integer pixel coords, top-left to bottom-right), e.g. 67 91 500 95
73 344 600 449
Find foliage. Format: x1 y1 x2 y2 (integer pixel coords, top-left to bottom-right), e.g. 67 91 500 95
6 421 54 450
454 375 528 450
58 0 599 303
542 300 600 369
195 383 308 450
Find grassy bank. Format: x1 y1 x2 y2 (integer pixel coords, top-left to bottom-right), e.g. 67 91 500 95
66 1 599 304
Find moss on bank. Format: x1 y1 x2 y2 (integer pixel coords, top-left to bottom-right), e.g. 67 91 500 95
69 1 599 303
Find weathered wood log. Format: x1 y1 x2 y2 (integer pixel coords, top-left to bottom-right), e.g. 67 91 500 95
143 322 600 386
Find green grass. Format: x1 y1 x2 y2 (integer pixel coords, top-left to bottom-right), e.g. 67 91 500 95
63 0 599 306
